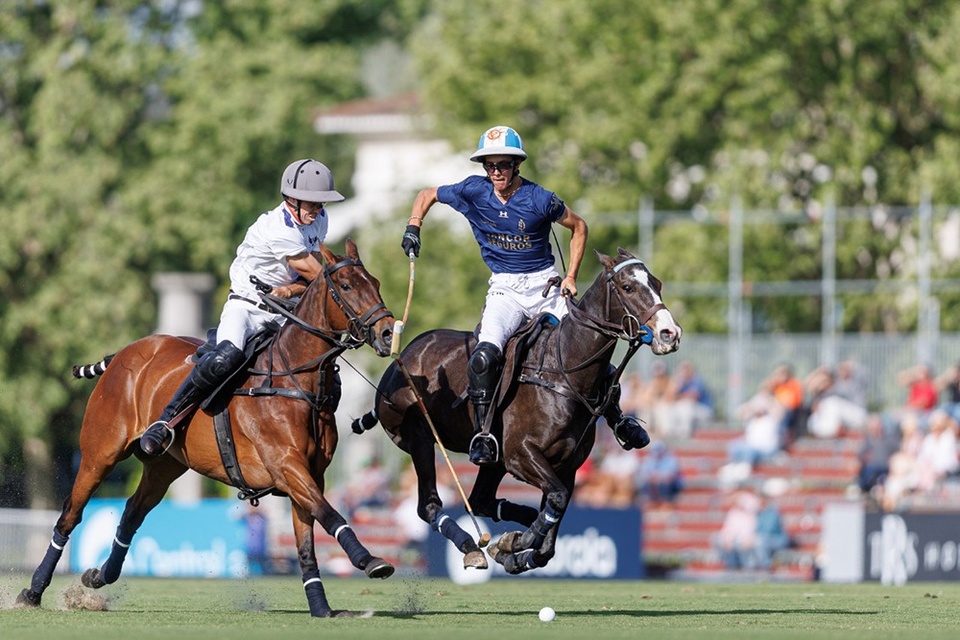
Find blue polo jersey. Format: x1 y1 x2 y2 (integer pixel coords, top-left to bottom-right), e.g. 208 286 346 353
436 175 566 274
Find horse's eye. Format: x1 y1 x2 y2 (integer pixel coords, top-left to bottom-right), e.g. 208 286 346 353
621 284 634 294
339 282 352 292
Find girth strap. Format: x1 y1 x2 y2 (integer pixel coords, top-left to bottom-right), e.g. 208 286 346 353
212 410 276 504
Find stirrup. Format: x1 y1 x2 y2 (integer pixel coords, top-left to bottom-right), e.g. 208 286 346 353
612 415 650 451
469 432 500 466
140 420 175 458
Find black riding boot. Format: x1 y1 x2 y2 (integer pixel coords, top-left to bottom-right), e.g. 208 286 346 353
603 369 650 451
467 341 502 466
140 340 245 458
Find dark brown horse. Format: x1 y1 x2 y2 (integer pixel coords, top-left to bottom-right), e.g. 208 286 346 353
354 248 681 575
17 239 396 617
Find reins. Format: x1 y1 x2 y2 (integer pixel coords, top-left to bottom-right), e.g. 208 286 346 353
534 258 659 423
238 258 391 416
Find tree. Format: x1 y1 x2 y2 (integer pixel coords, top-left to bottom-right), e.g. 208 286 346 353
0 0 422 506
409 0 960 332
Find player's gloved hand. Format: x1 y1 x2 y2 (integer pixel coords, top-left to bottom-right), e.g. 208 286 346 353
401 225 421 258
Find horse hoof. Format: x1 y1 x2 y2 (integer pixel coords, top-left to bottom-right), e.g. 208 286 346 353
15 589 40 608
364 558 395 580
493 530 522 554
316 609 354 618
81 568 105 589
464 550 488 570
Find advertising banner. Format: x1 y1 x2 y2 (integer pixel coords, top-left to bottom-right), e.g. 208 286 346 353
864 512 960 584
68 498 251 578
425 505 642 583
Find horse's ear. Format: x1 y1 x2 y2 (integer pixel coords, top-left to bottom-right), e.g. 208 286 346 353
617 247 635 259
318 243 335 266
596 249 616 271
345 237 359 260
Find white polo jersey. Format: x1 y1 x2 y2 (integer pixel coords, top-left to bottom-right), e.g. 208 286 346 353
228 202 327 298
216 202 327 349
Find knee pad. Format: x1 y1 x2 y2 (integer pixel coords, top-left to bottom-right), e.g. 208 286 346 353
195 341 245 387
468 342 503 388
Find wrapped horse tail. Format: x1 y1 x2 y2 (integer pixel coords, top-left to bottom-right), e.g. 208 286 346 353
72 355 115 379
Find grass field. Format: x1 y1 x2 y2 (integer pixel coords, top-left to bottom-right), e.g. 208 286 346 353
2 573 958 640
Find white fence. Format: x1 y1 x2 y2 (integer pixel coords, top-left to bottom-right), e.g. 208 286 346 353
0 508 69 573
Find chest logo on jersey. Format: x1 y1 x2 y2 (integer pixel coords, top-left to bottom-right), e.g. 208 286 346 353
499 210 508 218
517 219 526 232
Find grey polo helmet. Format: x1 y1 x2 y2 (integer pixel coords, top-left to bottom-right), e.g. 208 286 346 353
469 125 528 162
280 159 345 202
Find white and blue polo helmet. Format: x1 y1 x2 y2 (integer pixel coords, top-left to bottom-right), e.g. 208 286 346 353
469 125 528 162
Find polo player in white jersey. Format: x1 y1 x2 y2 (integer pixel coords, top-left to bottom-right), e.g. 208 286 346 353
140 159 345 457
401 126 650 465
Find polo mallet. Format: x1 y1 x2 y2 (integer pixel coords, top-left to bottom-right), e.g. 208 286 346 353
391 251 490 547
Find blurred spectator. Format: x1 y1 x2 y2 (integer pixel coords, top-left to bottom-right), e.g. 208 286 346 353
667 360 714 438
576 432 640 508
720 386 784 485
855 413 899 495
712 488 760 570
876 413 924 511
618 371 645 419
834 358 869 409
914 409 960 494
805 365 869 439
339 456 392 518
636 361 675 439
936 362 960 424
752 481 792 571
636 441 683 508
895 364 939 426
765 363 805 445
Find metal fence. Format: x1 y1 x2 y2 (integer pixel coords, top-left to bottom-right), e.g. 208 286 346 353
0 508 65 573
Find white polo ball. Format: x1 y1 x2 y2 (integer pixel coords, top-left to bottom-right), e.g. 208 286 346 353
538 606 556 622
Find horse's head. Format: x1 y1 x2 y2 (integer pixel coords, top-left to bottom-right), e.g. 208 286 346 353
303 239 395 356
596 248 681 355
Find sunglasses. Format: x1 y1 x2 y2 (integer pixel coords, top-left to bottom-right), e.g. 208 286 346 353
482 160 516 173
293 200 325 212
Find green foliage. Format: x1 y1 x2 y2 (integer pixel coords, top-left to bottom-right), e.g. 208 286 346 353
0 0 408 502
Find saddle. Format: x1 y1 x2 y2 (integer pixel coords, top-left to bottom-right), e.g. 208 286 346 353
474 311 611 434
458 313 568 433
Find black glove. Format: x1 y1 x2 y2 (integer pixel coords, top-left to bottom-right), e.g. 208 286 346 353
401 224 421 258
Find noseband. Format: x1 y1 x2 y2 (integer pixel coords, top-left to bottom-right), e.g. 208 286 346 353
322 258 393 347
259 258 392 349
603 258 663 345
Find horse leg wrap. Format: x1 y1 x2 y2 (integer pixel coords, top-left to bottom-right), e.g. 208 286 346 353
333 524 370 570
432 512 473 553
494 499 539 527
503 549 542 575
99 531 134 584
301 569 332 617
29 529 69 595
523 503 562 550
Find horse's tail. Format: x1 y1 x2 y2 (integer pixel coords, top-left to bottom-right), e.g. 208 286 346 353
351 410 379 435
72 354 115 379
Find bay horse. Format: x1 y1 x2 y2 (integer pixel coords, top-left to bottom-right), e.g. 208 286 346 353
17 239 396 617
354 248 681 575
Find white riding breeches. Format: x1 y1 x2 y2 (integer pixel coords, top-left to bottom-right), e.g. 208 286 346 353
476 267 569 351
216 296 283 349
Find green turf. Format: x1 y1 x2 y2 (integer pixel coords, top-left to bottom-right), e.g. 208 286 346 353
2 574 958 640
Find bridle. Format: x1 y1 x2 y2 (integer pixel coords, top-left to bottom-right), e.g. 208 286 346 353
242 257 393 412
566 258 663 347
259 257 392 351
526 257 666 428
